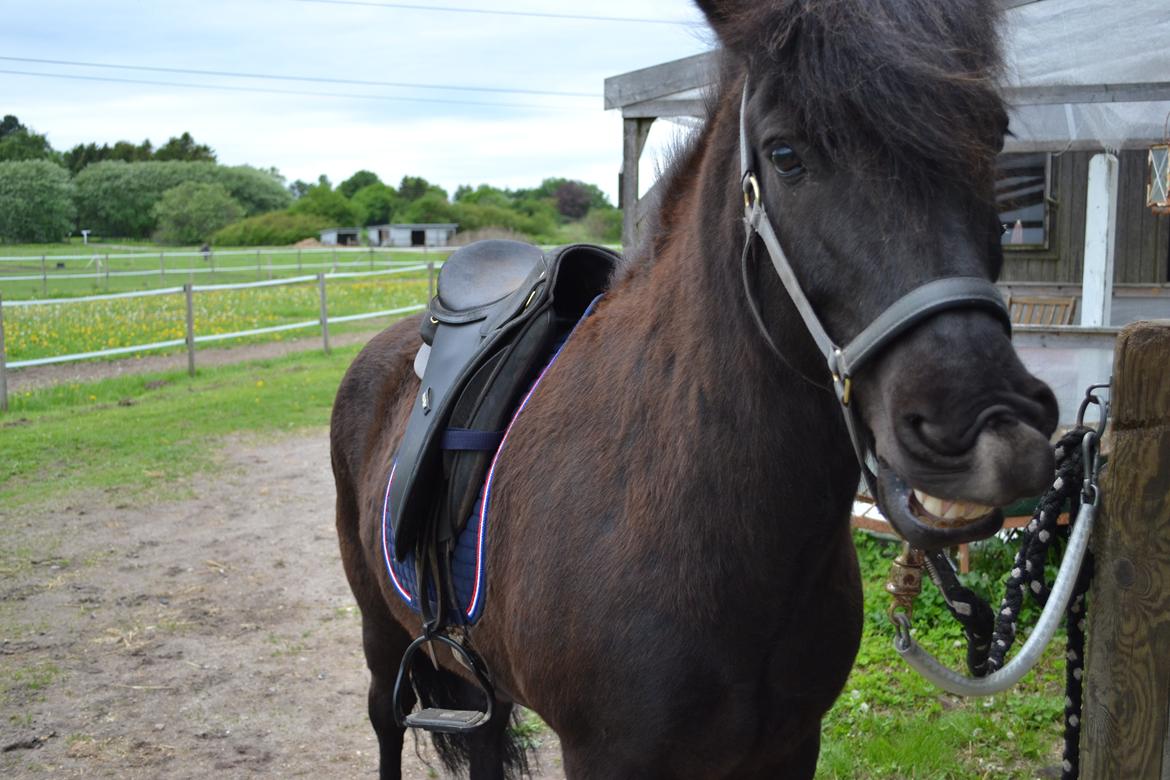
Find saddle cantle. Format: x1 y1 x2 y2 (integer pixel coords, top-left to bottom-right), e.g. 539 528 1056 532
388 239 619 562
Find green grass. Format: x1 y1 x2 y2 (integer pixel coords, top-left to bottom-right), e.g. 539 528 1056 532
0 342 368 508
3 273 428 363
0 239 449 299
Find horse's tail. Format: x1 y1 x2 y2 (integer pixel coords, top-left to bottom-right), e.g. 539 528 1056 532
409 659 531 779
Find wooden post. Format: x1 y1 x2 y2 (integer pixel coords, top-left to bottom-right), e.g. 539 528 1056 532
256 248 262 280
369 246 374 271
318 273 330 354
1082 321 1170 778
332 248 338 273
41 254 47 295
427 261 435 301
266 251 272 280
0 292 8 413
104 253 110 290
1081 153 1119 327
620 117 654 251
184 284 196 377
160 251 165 282
297 247 302 273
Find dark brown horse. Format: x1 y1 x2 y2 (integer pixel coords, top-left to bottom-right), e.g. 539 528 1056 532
331 0 1059 776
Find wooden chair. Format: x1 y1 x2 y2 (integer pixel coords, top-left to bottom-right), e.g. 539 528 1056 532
1006 294 1077 326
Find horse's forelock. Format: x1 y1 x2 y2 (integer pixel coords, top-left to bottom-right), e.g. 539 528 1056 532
724 0 1006 187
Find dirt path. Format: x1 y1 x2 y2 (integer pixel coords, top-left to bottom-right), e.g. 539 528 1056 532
6 331 383 394
0 432 565 779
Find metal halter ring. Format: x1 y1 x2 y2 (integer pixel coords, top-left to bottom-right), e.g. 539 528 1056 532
743 173 761 210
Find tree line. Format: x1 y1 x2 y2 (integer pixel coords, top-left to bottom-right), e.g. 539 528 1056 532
0 114 622 246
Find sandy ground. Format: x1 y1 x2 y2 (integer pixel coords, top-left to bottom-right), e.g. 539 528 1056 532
0 433 565 779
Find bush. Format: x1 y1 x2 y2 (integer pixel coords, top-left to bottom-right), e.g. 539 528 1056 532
583 207 622 243
152 182 244 245
211 211 331 246
351 182 400 226
400 191 458 224
74 161 291 237
0 160 76 242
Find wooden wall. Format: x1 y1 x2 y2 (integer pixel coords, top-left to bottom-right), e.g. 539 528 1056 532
1000 150 1170 285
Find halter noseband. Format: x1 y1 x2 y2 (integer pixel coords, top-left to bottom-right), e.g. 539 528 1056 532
737 81 1011 494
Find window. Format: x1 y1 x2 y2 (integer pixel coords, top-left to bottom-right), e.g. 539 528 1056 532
996 153 1050 250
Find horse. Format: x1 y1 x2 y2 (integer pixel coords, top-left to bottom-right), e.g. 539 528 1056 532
330 0 1060 776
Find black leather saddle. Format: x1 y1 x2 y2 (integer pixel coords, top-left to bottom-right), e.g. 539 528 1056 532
389 239 619 561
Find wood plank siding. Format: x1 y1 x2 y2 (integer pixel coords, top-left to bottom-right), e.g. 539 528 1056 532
1001 150 1170 285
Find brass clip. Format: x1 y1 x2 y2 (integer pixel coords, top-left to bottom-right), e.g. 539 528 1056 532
885 543 925 622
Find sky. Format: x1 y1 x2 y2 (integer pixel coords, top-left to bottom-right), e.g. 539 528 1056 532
2 0 718 203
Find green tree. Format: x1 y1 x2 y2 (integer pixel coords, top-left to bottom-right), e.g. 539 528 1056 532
154 132 216 162
398 175 446 202
339 169 382 198
288 179 311 199
152 182 244 245
0 160 76 242
289 181 363 226
0 115 57 163
351 182 401 226
400 191 457 224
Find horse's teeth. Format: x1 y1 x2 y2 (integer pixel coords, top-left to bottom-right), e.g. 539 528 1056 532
912 490 993 521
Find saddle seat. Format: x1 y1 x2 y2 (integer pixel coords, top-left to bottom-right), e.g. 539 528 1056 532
388 239 619 563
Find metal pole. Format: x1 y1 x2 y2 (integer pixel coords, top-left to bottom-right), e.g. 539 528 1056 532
0 293 8 413
318 273 331 354
427 261 435 301
41 255 47 295
184 284 196 377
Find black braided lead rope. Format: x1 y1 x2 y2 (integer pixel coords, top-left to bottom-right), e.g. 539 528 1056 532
1061 548 1094 780
978 426 1094 780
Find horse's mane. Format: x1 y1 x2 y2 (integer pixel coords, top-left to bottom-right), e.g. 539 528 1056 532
721 0 1006 184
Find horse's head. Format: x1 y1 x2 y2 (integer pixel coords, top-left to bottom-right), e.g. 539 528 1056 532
697 0 1059 550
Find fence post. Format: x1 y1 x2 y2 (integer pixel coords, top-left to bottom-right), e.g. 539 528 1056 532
0 292 8 413
318 273 330 355
256 249 262 280
427 261 435 301
41 255 47 295
369 246 374 271
104 253 110 290
297 248 302 273
184 284 196 377
209 249 215 278
1081 321 1170 778
160 251 165 282
332 248 338 273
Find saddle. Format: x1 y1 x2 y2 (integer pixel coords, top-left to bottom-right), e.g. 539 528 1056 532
389 239 619 564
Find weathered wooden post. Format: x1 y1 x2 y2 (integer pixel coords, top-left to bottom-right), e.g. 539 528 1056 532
1082 320 1170 778
256 248 262 280
41 254 47 295
318 273 330 355
427 261 435 302
104 253 110 290
160 251 166 282
0 292 8 412
297 247 303 273
184 284 196 377
369 246 374 271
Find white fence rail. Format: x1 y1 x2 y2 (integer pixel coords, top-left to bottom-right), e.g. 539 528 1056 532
0 246 443 288
0 262 438 411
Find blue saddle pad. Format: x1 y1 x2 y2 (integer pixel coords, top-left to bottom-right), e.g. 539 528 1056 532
379 294 602 625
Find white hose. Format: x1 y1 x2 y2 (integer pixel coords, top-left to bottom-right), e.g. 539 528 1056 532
893 497 1097 696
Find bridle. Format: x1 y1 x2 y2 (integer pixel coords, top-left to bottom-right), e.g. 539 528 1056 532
737 80 1012 496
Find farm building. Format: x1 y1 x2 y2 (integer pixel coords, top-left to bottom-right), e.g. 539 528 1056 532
319 227 363 246
367 223 459 248
605 0 1170 332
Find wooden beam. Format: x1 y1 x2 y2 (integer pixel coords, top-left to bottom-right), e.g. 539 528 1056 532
1081 321 1170 778
1006 82 1170 107
1082 154 1119 327
604 51 716 110
622 98 706 119
620 118 654 249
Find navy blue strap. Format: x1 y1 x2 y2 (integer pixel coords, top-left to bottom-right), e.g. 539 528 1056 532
441 428 505 452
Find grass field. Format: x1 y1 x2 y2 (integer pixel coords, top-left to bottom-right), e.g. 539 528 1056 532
0 239 449 299
0 346 1071 778
3 272 429 364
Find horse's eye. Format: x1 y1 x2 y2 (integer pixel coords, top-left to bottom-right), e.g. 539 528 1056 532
770 145 804 178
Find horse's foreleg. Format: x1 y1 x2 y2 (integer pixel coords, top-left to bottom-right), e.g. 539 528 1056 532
361 612 413 780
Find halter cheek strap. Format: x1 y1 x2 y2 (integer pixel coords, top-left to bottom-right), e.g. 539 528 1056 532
737 81 1011 493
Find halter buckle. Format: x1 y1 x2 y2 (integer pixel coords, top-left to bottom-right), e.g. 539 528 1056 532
829 348 852 406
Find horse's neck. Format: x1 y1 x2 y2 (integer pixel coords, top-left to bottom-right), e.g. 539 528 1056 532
594 129 858 543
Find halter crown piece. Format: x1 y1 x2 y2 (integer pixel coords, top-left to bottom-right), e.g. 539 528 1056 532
737 79 1012 495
